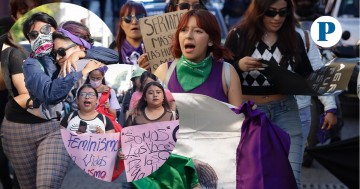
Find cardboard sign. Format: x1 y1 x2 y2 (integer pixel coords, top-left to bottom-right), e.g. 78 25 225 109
121 120 179 182
139 10 187 72
61 129 120 182
261 58 356 95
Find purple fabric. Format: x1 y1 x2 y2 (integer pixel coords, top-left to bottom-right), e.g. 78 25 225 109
167 59 228 103
56 28 92 49
235 101 297 189
120 39 143 65
317 108 337 144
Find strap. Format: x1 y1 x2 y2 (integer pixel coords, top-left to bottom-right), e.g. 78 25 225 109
98 87 111 106
304 30 310 53
164 59 178 86
67 111 74 124
1 47 15 97
223 62 231 94
171 110 176 121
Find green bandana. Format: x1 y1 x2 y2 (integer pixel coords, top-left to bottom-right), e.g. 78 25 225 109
176 55 212 92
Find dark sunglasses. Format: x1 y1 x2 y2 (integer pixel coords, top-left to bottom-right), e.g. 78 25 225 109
176 2 205 10
264 9 289 17
122 14 145 24
51 43 77 58
27 24 52 40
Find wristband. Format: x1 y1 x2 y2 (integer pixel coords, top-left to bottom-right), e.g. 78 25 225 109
325 108 337 115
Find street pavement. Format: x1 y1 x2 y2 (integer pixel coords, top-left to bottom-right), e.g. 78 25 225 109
0 115 358 189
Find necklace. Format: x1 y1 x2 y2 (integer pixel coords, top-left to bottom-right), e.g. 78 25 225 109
262 33 277 50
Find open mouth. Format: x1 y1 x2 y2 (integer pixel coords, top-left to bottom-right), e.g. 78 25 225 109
131 27 139 31
83 101 91 107
184 43 195 52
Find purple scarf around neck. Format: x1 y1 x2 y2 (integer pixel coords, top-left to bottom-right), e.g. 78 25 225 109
120 39 143 65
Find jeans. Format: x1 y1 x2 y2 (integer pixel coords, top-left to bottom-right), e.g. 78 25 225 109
256 96 302 189
299 106 311 151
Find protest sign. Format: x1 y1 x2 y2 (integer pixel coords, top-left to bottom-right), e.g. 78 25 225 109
61 129 120 182
260 58 356 95
121 120 180 182
139 10 187 72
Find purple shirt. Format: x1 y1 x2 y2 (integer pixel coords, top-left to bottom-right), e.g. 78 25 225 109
167 60 228 103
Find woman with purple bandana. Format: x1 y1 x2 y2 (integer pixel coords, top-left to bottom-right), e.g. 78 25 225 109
1 12 118 189
115 1 151 70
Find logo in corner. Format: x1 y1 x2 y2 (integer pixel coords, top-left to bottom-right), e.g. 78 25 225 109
310 16 342 48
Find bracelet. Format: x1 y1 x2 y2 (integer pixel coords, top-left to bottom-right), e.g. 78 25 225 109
325 108 337 115
26 98 33 109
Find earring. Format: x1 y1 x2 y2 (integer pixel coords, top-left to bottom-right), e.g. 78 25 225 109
208 41 213 47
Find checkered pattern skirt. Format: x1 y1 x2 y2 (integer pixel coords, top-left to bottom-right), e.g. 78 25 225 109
1 118 70 189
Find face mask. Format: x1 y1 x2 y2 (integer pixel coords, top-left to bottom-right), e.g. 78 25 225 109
90 79 102 88
30 33 53 58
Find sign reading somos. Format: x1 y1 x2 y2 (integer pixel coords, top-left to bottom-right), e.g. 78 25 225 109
61 129 120 182
121 120 179 182
139 10 187 72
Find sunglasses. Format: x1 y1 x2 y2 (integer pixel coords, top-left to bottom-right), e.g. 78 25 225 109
122 14 145 24
51 43 77 58
176 2 205 10
264 9 289 17
79 92 97 99
27 24 52 40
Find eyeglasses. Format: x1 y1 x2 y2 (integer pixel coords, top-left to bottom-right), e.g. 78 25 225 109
264 9 289 17
122 14 145 24
51 43 77 58
79 92 96 99
27 24 52 40
176 2 205 10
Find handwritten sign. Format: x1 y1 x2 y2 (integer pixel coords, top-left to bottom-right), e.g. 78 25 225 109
259 58 356 95
121 120 179 182
139 10 187 72
61 129 120 182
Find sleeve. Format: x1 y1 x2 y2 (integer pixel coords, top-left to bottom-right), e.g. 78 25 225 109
297 28 324 71
9 48 27 75
318 95 337 111
23 56 83 105
165 89 174 102
85 46 119 65
109 88 121 109
104 116 115 131
60 113 70 127
129 92 138 112
122 90 132 112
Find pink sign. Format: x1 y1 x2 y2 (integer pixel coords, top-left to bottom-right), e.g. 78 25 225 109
61 129 120 182
121 120 179 182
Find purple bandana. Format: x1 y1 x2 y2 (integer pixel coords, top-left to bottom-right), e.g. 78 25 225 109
120 39 143 65
57 28 92 49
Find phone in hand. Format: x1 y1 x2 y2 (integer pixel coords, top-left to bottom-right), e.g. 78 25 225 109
77 120 87 133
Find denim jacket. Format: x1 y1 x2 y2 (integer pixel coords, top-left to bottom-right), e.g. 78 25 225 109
23 46 119 107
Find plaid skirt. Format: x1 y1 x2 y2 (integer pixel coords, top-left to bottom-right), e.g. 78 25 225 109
1 118 70 189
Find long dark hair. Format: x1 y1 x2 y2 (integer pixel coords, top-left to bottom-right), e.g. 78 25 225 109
234 0 299 65
172 9 233 61
115 1 146 53
139 71 157 91
136 81 170 112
